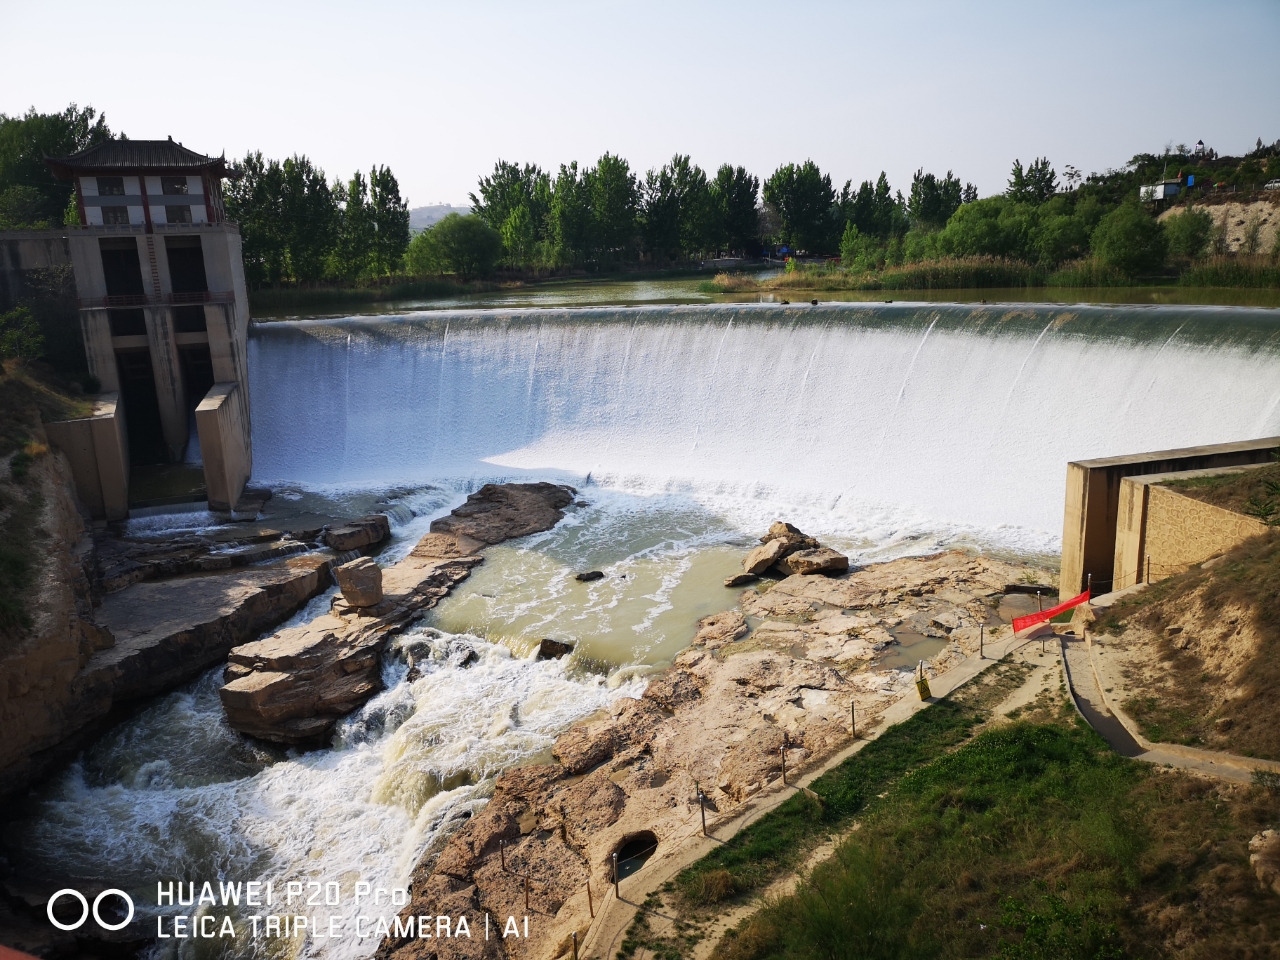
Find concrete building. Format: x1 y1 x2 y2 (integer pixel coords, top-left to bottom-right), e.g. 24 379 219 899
6 140 253 518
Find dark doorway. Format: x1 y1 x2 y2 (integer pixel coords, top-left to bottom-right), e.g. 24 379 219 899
108 309 147 336
172 306 206 333
165 237 208 294
99 238 145 298
180 343 215 413
114 348 169 465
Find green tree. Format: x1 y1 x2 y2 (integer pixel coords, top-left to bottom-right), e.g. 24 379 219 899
333 171 375 281
370 165 411 276
278 156 337 283
710 164 760 255
0 306 44 361
500 204 537 268
1007 157 1058 204
470 161 551 252
0 104 113 227
641 154 712 262
1033 213 1090 265
410 213 502 279
1164 207 1213 258
907 169 963 229
548 162 592 267
847 173 903 240
586 153 639 265
1091 200 1168 276
763 160 837 254
225 152 287 286
937 197 1015 258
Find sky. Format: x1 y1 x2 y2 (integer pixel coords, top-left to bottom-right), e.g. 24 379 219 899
2 0 1278 208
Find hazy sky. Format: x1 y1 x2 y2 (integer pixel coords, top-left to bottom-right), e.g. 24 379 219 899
3 0 1277 207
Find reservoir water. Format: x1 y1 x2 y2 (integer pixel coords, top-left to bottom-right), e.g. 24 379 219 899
7 301 1280 958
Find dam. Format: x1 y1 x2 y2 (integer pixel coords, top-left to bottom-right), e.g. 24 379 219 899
7 300 1280 958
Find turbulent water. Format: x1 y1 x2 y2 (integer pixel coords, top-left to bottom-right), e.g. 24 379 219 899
10 302 1280 959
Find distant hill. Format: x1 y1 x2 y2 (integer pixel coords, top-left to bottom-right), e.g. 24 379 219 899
409 204 472 232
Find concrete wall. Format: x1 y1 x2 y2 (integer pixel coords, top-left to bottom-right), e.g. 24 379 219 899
43 393 130 520
0 231 73 310
196 382 250 511
1060 437 1280 600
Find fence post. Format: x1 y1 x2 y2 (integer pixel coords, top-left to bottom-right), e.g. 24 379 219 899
851 700 856 737
1146 556 1151 583
586 879 594 918
613 853 619 899
979 623 984 659
572 932 578 960
500 839 506 872
780 745 787 785
524 874 530 912
697 783 707 836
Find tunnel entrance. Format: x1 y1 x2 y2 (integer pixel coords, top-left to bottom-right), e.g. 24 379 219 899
612 831 658 881
114 347 168 466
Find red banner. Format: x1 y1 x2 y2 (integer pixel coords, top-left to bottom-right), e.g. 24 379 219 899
1012 590 1090 634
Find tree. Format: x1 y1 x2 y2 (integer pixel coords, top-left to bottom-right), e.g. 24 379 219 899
1032 214 1090 266
641 154 712 262
470 161 550 243
586 153 639 264
1091 201 1167 276
370 165 411 276
847 173 903 240
1163 208 1213 258
548 162 592 267
710 164 760 256
333 171 374 281
961 182 979 204
225 152 287 286
907 169 963 229
763 160 837 254
500 205 537 268
0 104 114 227
0 306 44 361
409 213 502 279
1007 157 1058 204
278 156 336 283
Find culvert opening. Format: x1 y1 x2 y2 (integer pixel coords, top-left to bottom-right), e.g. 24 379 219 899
612 831 658 881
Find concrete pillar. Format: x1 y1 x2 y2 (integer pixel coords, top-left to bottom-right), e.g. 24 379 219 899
44 393 129 520
143 306 188 460
196 382 250 511
79 309 118 391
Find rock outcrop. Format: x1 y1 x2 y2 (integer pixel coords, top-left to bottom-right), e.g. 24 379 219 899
325 515 392 552
740 520 847 578
379 549 1041 960
219 482 577 744
1251 830 1280 897
335 556 383 607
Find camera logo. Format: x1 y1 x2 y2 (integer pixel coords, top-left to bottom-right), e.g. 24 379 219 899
46 888 134 932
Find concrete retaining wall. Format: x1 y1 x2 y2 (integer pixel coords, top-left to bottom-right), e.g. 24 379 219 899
1112 467 1270 590
1060 437 1280 600
196 382 250 511
43 393 130 521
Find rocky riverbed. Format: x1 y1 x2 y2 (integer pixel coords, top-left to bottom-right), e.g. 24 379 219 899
377 526 1050 960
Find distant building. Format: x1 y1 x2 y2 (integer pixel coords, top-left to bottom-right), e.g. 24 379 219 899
1139 179 1181 202
2 139 254 518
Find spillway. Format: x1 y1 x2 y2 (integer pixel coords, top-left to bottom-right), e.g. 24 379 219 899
250 302 1280 545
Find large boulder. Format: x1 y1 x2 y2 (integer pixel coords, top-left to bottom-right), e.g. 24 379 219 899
776 547 850 577
430 482 575 544
325 514 391 552
334 557 383 607
744 538 788 574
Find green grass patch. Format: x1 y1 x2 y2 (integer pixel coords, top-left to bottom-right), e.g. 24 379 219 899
1180 255 1280 289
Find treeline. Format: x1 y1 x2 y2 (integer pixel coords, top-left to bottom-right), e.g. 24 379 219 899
225 155 410 286
405 156 978 277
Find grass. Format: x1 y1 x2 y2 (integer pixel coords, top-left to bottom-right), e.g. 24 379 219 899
1163 460 1280 522
1097 531 1280 759
1044 258 1134 287
1180 255 1280 288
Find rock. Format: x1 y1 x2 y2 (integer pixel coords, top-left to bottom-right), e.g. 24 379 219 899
776 547 849 577
724 572 758 587
763 521 803 541
410 532 484 559
575 570 605 582
537 638 574 660
744 538 789 574
334 557 383 607
1250 830 1280 896
694 610 748 647
430 482 575 544
325 514 391 552
1215 716 1234 732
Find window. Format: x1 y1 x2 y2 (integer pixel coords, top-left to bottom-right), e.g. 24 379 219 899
166 205 192 224
161 176 189 195
102 206 130 225
97 176 125 196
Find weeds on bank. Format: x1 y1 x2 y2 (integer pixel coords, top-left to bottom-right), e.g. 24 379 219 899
1180 255 1280 289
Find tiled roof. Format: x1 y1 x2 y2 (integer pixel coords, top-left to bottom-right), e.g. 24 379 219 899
47 139 226 178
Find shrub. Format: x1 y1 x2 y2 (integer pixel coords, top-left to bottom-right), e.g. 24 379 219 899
404 214 503 279
1180 255 1280 288
1046 258 1132 287
1090 201 1168 277
1164 207 1213 258
0 306 44 361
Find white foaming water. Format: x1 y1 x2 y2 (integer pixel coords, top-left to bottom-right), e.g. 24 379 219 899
248 303 1280 550
12 627 641 960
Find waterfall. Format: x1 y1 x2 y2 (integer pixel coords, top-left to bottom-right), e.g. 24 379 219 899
249 302 1280 541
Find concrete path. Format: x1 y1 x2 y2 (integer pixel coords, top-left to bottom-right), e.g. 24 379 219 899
579 630 1034 960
